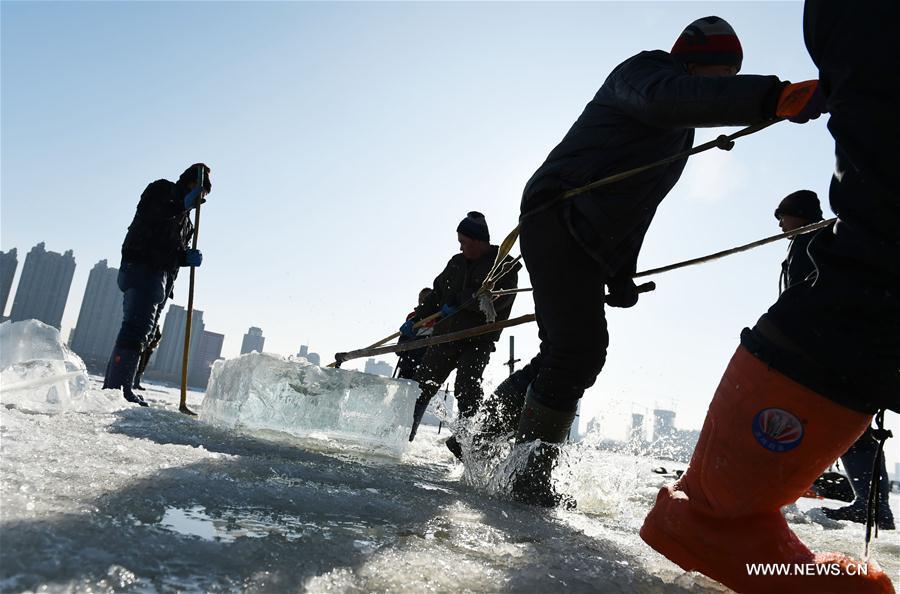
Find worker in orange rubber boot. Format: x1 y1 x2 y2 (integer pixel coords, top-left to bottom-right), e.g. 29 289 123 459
640 1 899 593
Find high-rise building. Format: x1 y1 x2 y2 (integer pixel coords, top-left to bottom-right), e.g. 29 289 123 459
653 408 677 441
629 413 645 443
189 330 225 388
69 260 123 372
9 242 76 329
240 326 265 354
364 358 393 377
0 248 18 320
149 304 205 382
297 344 320 365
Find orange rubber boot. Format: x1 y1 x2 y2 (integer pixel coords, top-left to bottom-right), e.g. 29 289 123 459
640 346 895 594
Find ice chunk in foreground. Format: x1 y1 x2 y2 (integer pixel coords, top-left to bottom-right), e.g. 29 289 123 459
200 353 420 456
0 320 90 412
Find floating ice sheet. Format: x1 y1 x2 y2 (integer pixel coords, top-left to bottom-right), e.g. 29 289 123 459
0 320 91 412
200 352 420 456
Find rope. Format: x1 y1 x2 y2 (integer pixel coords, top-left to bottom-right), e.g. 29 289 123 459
633 218 834 279
488 218 835 297
480 120 781 291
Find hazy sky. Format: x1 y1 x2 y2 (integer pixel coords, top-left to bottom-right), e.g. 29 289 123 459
2 1 896 467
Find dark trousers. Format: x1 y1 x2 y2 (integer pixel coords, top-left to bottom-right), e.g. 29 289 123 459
516 208 609 412
413 341 494 419
115 262 172 350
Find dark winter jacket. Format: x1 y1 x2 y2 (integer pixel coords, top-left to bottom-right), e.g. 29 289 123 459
779 231 818 293
522 50 783 278
414 246 519 343
803 0 900 273
746 0 900 414
121 179 194 273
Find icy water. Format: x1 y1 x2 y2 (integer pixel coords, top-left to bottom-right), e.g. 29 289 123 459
1 379 898 593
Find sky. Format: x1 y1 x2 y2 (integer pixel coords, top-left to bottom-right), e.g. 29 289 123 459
2 0 897 469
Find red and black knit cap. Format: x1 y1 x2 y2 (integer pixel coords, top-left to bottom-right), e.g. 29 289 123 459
671 16 743 72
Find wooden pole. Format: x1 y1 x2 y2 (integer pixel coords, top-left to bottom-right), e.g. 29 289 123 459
179 167 205 416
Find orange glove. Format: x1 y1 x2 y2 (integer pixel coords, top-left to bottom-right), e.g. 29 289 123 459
776 80 826 123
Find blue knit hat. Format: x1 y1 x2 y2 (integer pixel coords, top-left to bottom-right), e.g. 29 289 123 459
457 211 490 242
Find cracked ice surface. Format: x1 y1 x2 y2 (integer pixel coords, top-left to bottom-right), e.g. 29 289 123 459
200 352 420 456
1 348 897 593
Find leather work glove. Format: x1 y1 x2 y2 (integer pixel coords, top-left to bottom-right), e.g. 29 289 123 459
399 319 417 338
606 277 639 308
776 80 827 123
183 249 203 267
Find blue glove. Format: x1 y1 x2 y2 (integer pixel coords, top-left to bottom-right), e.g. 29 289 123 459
183 249 203 267
440 304 457 317
183 186 203 210
399 319 416 338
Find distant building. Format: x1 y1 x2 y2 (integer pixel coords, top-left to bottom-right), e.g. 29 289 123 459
148 305 205 383
69 260 123 373
629 413 645 443
297 345 320 366
189 330 225 388
9 242 76 329
364 358 393 377
240 326 265 354
653 408 677 441
0 248 17 320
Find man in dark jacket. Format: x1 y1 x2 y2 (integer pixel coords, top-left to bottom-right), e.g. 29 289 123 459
480 16 821 507
641 3 898 592
103 163 211 406
774 189 824 292
406 212 519 448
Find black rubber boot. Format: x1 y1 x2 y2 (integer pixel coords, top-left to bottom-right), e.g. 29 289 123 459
510 385 577 509
103 345 148 407
132 347 153 390
445 435 464 460
822 429 895 530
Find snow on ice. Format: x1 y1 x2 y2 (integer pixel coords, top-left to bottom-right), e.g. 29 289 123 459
1 330 897 593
